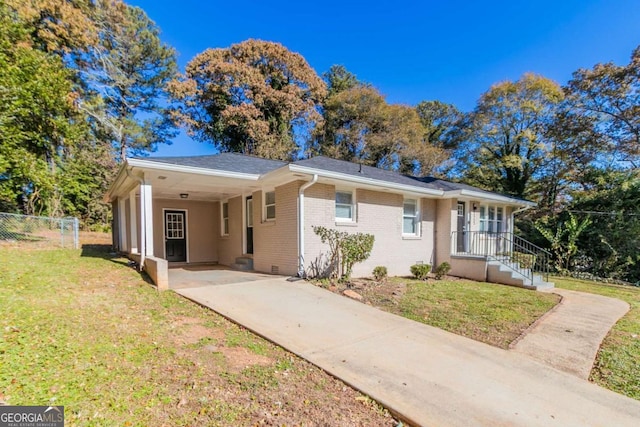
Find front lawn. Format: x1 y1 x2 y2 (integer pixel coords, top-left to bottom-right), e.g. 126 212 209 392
330 277 560 349
553 276 640 400
0 244 396 426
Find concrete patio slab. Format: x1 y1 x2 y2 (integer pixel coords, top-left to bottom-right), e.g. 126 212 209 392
175 278 640 427
511 288 630 379
168 265 278 289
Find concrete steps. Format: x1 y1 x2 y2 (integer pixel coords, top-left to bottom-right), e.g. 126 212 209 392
231 256 254 271
487 259 554 291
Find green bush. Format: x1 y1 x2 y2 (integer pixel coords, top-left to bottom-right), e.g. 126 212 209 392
312 226 375 280
410 264 431 280
372 266 388 281
511 252 536 270
434 262 451 280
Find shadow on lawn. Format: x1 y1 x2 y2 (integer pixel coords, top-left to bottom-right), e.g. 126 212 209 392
80 244 155 285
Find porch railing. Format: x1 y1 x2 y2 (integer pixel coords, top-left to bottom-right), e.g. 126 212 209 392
451 231 551 283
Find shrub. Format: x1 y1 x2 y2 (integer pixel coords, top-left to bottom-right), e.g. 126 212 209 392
434 262 451 280
511 252 536 270
312 226 375 281
410 264 431 280
372 266 388 281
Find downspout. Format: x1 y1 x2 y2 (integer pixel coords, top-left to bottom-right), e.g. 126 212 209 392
298 174 318 277
126 167 146 271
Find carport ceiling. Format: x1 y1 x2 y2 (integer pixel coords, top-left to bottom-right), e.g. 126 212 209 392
135 170 263 201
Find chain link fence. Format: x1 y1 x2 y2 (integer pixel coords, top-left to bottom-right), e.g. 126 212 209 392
0 212 79 249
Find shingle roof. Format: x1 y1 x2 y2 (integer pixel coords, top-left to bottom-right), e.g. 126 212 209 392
140 153 522 201
291 156 498 195
140 152 287 175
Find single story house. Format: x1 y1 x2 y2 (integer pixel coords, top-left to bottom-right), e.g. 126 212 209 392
105 153 552 290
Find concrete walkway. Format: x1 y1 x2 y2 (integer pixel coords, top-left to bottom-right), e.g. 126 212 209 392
511 288 630 379
176 279 640 427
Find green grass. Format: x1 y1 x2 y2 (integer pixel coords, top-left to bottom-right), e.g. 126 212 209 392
0 245 396 426
366 277 560 349
552 276 640 400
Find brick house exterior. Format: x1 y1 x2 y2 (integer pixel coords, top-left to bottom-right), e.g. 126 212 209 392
106 153 548 288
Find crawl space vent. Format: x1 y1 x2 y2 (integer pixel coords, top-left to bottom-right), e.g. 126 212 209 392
271 265 279 274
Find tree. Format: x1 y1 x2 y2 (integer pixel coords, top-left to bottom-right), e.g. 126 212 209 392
566 46 640 167
535 212 592 272
532 107 605 212
324 64 360 96
457 73 564 198
568 169 640 282
0 1 80 214
5 0 97 54
313 85 443 174
416 100 464 151
415 100 464 175
80 1 178 161
170 39 327 160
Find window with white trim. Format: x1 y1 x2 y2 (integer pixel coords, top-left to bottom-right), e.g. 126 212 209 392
403 199 420 235
221 201 229 235
264 190 276 221
335 190 354 221
479 205 504 233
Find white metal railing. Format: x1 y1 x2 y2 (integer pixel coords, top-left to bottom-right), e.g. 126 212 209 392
451 231 551 283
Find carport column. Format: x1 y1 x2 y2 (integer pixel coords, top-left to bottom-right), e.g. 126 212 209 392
129 189 138 253
140 179 154 261
118 198 127 251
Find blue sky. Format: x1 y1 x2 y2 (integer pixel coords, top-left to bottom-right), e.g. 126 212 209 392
129 0 640 157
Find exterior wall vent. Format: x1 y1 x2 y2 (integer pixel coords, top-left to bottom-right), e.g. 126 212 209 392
271 265 279 274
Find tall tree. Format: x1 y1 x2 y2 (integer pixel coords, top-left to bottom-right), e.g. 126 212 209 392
80 1 178 161
415 100 464 175
0 1 80 214
313 84 443 174
457 73 564 198
170 39 327 160
6 0 96 54
324 64 360 96
565 46 640 167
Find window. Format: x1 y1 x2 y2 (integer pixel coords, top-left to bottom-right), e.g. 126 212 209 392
480 205 504 233
264 190 275 221
221 202 229 235
335 191 354 221
403 199 419 235
166 212 184 238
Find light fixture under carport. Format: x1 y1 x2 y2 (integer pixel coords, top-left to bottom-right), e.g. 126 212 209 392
180 193 189 199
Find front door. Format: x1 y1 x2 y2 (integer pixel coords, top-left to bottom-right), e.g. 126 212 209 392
456 202 466 252
165 210 187 262
246 197 253 254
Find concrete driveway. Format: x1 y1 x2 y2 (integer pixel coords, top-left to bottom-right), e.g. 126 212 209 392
176 277 640 426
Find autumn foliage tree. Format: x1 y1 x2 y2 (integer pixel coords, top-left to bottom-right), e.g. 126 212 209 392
457 73 564 198
170 39 327 160
313 75 447 175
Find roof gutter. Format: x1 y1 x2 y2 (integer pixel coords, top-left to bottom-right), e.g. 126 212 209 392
288 164 444 197
452 189 536 206
298 174 318 277
127 158 260 180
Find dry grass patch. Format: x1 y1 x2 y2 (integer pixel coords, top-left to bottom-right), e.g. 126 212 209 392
0 244 398 426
